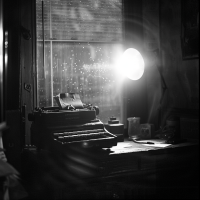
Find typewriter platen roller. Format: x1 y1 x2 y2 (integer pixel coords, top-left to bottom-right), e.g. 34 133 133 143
29 93 118 150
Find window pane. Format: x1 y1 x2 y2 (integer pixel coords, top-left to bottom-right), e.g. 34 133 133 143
37 42 123 123
36 0 123 42
37 41 52 106
36 0 123 123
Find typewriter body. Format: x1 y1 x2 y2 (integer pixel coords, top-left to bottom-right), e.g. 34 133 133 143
29 93 117 150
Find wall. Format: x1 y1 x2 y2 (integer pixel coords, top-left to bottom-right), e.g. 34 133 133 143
2 0 22 171
3 0 21 111
123 0 148 128
20 0 36 145
143 0 199 130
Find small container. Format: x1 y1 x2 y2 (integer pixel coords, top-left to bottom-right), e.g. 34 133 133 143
105 117 124 142
127 117 140 140
166 119 180 139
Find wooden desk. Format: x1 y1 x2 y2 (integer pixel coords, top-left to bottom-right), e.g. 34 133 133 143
99 140 199 199
22 140 199 199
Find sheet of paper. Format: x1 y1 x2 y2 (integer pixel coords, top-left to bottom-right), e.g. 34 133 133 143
111 142 132 149
104 140 172 154
107 142 153 154
54 93 83 109
110 148 148 154
136 139 166 144
132 139 172 148
143 143 172 148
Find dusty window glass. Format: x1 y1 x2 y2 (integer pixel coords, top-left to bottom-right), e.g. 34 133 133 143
36 0 123 123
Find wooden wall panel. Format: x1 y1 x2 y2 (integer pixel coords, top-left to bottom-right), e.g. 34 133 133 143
20 0 36 145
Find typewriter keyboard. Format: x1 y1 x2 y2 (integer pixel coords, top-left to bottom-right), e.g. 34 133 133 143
53 129 111 143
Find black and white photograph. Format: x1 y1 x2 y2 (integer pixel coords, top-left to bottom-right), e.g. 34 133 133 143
0 0 199 199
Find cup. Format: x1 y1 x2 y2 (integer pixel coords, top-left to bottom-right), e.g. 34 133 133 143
127 117 140 140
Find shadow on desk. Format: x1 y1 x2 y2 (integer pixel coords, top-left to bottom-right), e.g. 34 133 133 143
21 140 199 200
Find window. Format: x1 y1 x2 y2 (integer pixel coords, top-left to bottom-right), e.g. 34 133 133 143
36 0 124 123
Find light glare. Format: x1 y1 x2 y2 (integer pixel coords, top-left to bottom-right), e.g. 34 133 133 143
117 48 145 80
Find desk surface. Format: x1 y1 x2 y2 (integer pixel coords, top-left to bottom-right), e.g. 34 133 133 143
107 139 199 155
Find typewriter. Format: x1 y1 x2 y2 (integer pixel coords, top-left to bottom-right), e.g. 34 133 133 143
29 93 118 150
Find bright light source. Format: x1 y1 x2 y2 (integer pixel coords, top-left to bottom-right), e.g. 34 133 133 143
117 48 145 80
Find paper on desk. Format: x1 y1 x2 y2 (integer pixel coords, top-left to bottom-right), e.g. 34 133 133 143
136 139 172 148
104 142 131 152
137 139 166 144
111 142 132 149
107 142 153 154
143 143 172 148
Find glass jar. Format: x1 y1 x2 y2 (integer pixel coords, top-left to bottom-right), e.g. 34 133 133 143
127 117 140 140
